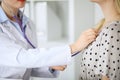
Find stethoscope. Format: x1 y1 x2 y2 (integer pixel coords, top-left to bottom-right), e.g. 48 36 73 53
13 11 80 56
2 0 80 57
2 0 36 48
14 15 80 56
13 15 36 48
72 51 81 57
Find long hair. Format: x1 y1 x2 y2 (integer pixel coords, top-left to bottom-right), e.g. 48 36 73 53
115 0 120 13
95 0 120 31
95 19 105 31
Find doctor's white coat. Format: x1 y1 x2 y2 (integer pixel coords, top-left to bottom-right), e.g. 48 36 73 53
0 7 72 80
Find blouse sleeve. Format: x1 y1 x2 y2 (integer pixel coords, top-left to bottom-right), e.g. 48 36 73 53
96 22 120 79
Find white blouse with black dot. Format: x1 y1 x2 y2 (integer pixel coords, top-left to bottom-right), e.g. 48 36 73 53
79 21 120 80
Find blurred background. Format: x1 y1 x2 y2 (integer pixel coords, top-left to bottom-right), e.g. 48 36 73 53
24 0 103 80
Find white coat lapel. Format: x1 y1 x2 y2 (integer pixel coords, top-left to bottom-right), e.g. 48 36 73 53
0 23 30 49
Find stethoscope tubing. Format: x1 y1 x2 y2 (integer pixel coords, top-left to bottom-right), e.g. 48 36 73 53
23 25 36 48
72 51 81 57
13 15 36 49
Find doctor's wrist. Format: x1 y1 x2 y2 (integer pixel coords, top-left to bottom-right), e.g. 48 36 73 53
70 43 82 54
49 68 55 73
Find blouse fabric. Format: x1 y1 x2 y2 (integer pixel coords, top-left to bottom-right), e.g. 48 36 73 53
79 21 120 80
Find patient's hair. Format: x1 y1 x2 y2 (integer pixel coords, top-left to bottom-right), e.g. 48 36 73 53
95 0 120 30
95 19 105 31
115 0 120 13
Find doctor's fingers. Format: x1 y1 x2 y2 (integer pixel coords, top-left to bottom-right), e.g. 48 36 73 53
87 34 96 39
87 35 96 42
87 37 96 44
83 30 97 37
50 65 67 71
84 28 96 33
102 76 109 80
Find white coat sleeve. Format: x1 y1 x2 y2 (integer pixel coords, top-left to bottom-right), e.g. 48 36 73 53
0 32 72 68
31 67 59 78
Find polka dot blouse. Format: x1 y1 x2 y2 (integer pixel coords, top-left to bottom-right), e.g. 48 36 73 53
79 21 120 80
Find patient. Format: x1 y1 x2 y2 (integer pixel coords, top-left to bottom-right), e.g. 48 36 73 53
79 0 120 80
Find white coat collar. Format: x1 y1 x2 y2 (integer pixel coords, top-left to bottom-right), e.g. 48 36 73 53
0 6 29 28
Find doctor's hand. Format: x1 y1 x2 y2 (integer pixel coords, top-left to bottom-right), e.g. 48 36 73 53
70 28 98 53
102 76 109 80
50 65 67 71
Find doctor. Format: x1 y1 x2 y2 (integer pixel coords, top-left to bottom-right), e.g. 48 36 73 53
0 0 97 80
